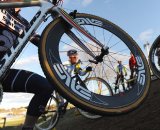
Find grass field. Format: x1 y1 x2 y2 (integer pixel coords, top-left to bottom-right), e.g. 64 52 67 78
0 103 74 129
0 116 24 129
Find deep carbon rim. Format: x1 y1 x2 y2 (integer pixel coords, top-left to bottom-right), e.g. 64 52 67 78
149 35 160 79
39 13 150 114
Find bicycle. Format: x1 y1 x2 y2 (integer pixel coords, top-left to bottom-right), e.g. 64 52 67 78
35 76 112 130
149 35 160 79
114 75 137 94
0 0 151 116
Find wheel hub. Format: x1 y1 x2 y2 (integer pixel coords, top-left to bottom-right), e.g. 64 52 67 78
89 47 109 64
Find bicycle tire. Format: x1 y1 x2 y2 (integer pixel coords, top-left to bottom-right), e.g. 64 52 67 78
149 35 160 79
39 13 150 115
84 77 113 96
77 108 102 119
35 95 59 130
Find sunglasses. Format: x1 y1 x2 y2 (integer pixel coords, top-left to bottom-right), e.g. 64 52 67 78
69 56 77 58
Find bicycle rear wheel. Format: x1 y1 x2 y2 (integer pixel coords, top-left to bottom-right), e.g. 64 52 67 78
39 13 150 115
84 77 113 96
149 35 160 79
35 95 59 130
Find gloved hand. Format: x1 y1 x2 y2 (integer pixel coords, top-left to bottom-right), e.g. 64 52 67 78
86 66 92 72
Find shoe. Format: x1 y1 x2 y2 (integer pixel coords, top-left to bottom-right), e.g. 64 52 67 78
58 102 68 116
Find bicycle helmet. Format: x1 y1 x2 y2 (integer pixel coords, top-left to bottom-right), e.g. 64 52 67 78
67 49 78 56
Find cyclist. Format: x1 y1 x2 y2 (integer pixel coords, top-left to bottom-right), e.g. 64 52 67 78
63 49 92 114
63 49 92 76
115 60 127 93
129 52 137 87
0 3 54 130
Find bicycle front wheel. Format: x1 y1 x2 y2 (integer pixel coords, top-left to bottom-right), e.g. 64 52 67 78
39 13 150 115
149 35 160 79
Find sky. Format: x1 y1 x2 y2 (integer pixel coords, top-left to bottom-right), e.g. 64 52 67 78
1 0 160 109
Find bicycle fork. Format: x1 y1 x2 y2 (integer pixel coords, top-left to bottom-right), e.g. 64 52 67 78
54 7 109 64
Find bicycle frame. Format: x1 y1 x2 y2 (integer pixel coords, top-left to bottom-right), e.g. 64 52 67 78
0 0 105 79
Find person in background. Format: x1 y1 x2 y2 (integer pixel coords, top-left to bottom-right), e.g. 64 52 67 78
63 49 92 115
129 52 137 87
63 49 92 76
115 60 127 93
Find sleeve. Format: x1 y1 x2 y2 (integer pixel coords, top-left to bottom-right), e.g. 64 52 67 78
123 66 127 74
115 66 119 73
78 69 87 76
133 56 136 65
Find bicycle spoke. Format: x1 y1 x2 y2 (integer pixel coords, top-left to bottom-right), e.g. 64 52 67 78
74 28 101 54
102 28 106 46
109 40 122 49
103 62 117 74
92 26 101 55
108 54 119 62
60 40 84 52
110 50 130 57
66 30 96 58
101 62 110 83
103 58 117 64
107 34 113 47
106 55 117 74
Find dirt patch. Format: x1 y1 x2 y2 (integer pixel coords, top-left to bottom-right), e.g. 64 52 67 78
2 79 160 130
55 79 160 130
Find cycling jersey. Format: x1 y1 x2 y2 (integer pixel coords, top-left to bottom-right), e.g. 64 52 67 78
116 64 127 75
129 55 137 69
63 60 87 76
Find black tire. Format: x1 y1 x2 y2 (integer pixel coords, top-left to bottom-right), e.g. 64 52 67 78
149 35 160 79
35 95 59 130
77 108 102 119
39 13 150 115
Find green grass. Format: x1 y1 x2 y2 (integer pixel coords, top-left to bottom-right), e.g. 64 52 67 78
0 116 24 128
